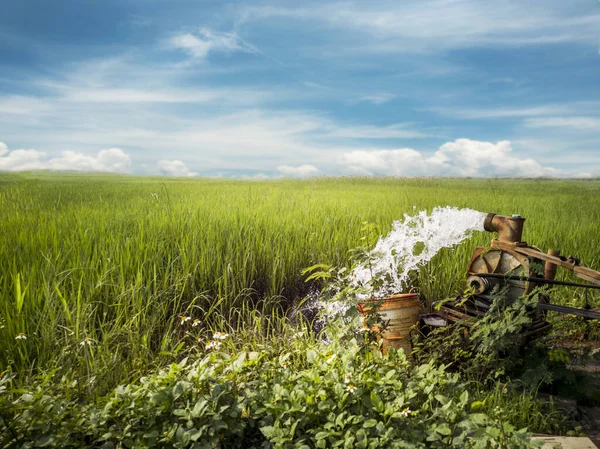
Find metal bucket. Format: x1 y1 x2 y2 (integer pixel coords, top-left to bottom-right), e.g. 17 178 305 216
358 293 421 355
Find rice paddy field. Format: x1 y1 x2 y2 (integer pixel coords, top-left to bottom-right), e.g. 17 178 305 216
1 173 600 446
2 173 600 386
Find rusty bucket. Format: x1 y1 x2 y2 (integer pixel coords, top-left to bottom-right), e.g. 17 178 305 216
358 293 421 356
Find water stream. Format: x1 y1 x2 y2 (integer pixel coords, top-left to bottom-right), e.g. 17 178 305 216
316 206 486 320
352 206 486 297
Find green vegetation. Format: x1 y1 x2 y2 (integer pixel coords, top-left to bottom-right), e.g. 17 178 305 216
1 173 600 446
1 332 541 448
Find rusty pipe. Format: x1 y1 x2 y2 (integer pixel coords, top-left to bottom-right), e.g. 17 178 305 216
476 273 600 290
544 249 560 281
483 213 525 243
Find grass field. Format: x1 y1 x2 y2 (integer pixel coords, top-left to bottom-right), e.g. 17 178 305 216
1 173 600 392
2 173 600 446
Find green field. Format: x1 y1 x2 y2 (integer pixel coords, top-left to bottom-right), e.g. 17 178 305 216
2 173 600 387
1 173 600 446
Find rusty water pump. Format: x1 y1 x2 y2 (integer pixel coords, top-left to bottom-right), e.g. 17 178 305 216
431 213 600 339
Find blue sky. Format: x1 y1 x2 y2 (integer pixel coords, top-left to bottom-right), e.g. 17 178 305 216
0 0 599 178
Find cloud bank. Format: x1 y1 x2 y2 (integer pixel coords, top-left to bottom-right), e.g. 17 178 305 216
0 143 131 173
1 139 592 178
339 139 565 178
277 164 320 178
158 160 198 177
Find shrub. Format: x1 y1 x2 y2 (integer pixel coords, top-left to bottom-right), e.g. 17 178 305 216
1 332 536 448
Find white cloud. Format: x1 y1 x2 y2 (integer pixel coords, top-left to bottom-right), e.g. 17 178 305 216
1 138 592 178
243 1 598 52
0 148 47 172
513 139 600 164
302 81 330 89
157 160 197 177
168 28 258 60
0 143 131 173
341 148 434 176
14 54 286 111
523 116 600 130
0 96 51 115
357 93 396 105
339 139 562 178
325 124 426 139
168 33 213 59
4 104 427 171
1 51 594 179
0 54 430 175
277 164 320 178
426 104 576 119
48 149 132 173
62 87 220 104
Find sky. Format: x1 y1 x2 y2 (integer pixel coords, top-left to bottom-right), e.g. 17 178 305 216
0 0 599 178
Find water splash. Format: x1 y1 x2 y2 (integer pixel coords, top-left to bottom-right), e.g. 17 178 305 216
352 206 486 298
308 206 487 322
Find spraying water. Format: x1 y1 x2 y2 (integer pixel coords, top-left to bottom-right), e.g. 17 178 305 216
352 206 486 298
315 206 486 320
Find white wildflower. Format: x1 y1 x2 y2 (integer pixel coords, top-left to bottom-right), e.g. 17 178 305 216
213 332 229 340
15 333 27 340
205 340 221 350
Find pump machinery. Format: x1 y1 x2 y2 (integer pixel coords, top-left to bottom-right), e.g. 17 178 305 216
431 213 600 339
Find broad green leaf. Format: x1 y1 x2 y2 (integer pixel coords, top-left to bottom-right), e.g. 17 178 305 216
435 394 448 405
370 391 384 412
355 429 368 449
436 423 452 436
260 426 275 437
232 351 247 369
363 418 378 428
315 431 330 440
469 413 489 425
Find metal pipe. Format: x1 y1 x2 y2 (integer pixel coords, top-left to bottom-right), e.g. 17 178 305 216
536 303 600 320
471 293 600 319
483 213 526 243
474 272 600 290
544 249 560 281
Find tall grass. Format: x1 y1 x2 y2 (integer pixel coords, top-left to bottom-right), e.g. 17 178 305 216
1 173 599 391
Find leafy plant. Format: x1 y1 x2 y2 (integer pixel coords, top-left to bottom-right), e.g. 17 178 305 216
0 328 538 448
